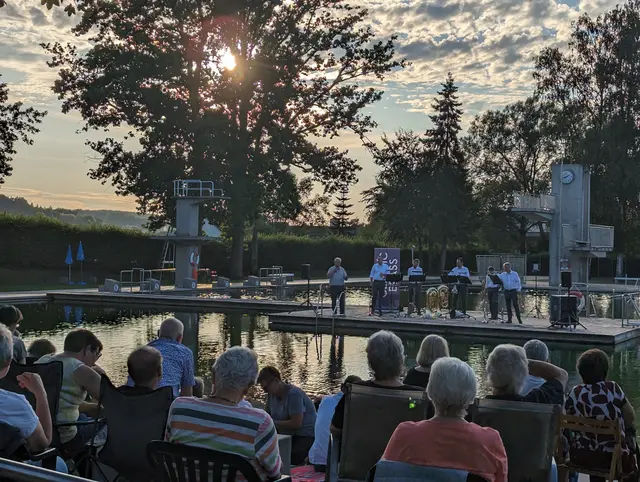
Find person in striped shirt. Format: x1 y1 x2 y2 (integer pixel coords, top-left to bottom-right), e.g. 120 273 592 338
165 347 282 481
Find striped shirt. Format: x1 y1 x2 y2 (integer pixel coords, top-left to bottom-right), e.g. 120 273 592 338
165 397 282 481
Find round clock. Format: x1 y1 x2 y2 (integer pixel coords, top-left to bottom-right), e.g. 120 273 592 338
561 170 574 184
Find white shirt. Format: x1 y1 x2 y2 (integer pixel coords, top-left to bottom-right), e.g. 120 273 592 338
309 392 343 465
499 270 522 291
0 389 39 439
449 266 470 278
485 274 499 289
519 375 546 396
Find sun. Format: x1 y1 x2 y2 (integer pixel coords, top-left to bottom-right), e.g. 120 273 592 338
220 50 237 71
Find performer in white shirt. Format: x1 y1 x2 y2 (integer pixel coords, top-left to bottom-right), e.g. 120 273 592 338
327 257 348 315
407 259 424 315
498 262 522 324
369 256 389 316
485 266 500 320
449 257 471 314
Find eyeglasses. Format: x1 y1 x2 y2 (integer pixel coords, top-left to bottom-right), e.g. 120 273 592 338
95 351 102 360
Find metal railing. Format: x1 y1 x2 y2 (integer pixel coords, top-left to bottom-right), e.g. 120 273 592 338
0 458 90 482
512 192 555 212
590 224 614 250
120 268 153 293
621 292 640 327
172 180 226 198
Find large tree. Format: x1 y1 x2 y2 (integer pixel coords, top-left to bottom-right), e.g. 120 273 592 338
43 0 404 277
331 185 357 235
0 76 47 185
534 0 640 255
465 96 558 252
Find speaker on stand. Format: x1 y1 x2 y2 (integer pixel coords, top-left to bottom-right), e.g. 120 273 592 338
290 264 317 314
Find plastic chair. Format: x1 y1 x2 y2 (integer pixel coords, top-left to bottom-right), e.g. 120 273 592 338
147 440 292 481
368 459 489 481
472 398 560 482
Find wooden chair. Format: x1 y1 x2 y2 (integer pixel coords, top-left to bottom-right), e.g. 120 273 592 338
556 414 625 482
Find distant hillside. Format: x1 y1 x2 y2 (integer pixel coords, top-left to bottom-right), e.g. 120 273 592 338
0 194 149 230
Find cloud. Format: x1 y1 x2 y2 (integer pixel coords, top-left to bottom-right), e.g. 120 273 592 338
0 186 136 211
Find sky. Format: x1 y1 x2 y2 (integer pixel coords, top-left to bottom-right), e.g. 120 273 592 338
0 0 615 217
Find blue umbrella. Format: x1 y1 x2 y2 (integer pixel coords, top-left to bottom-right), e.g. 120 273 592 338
77 242 86 285
65 245 74 284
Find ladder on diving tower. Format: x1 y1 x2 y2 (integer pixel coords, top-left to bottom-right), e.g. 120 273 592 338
158 228 175 286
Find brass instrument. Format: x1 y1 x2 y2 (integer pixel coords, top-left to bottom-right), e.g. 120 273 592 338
437 284 449 309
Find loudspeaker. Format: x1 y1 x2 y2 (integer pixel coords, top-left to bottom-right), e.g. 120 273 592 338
561 270 572 289
301 264 311 280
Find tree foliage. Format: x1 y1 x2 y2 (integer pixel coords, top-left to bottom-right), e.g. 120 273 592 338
43 0 405 276
0 76 47 185
331 185 357 234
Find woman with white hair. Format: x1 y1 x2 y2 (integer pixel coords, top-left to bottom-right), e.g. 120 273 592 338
404 334 449 389
330 330 420 435
383 358 507 481
485 344 567 405
165 346 282 481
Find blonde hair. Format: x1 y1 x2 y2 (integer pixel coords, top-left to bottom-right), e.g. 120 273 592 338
416 334 449 368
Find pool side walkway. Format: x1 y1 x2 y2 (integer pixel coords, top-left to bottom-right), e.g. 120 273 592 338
268 307 640 347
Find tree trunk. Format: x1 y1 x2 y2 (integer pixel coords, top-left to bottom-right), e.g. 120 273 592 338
230 220 245 280
439 237 447 272
251 222 259 275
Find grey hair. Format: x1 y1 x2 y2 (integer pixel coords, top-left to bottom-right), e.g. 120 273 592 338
416 335 449 368
503 262 511 269
524 339 549 362
0 324 13 367
159 317 184 340
367 330 404 380
486 344 528 394
427 357 477 418
213 346 259 391
334 257 342 264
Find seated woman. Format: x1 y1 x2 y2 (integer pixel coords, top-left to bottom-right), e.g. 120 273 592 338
258 366 316 466
331 330 422 436
165 347 282 481
485 344 567 405
383 357 507 482
404 334 449 388
565 349 637 478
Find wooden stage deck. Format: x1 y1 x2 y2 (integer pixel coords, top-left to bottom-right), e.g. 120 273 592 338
268 307 640 347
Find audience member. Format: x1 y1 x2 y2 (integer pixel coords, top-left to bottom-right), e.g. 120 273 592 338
209 357 252 408
0 305 27 364
0 324 67 473
485 344 567 405
331 330 421 436
258 366 316 465
308 375 362 472
165 347 282 481
520 340 549 396
119 346 163 395
383 358 507 482
27 339 56 360
131 318 195 398
36 329 103 453
565 349 637 477
404 334 449 388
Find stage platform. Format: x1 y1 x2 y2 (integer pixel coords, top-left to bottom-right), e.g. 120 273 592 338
268 307 640 347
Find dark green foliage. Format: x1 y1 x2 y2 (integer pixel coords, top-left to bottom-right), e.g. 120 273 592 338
331 186 357 235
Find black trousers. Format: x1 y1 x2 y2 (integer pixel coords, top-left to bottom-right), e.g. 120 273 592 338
291 435 315 466
487 288 499 319
504 289 522 322
408 284 421 313
371 280 386 314
330 285 345 315
451 283 468 314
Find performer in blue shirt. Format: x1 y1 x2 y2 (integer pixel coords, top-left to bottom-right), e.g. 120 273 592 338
485 266 500 320
498 262 522 324
407 259 424 314
448 257 471 314
369 255 389 316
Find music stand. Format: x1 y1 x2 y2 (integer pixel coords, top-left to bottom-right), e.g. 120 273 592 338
386 273 403 316
440 275 475 320
407 274 426 316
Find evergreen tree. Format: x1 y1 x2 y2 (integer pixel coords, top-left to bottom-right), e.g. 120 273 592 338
331 186 357 235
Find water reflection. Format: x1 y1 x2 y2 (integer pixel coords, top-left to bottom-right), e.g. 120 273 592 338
11 303 640 420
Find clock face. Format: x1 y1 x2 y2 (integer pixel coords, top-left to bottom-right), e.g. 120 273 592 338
561 170 574 184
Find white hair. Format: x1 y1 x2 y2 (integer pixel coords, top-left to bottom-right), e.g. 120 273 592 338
524 339 549 362
367 330 404 380
159 317 184 340
416 334 449 368
486 344 528 394
427 357 477 418
334 257 342 264
0 324 13 367
213 346 259 391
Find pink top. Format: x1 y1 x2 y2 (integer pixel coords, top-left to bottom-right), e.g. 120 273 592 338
382 419 508 482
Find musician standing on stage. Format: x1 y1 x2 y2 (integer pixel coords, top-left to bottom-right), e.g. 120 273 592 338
369 255 389 316
407 259 424 315
485 266 499 320
449 257 470 314
327 257 348 316
499 262 522 324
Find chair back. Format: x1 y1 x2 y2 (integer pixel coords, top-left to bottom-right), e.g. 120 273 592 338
371 459 473 482
0 421 24 458
98 376 173 478
339 384 428 481
147 440 264 482
472 398 560 482
556 414 622 481
0 362 63 444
